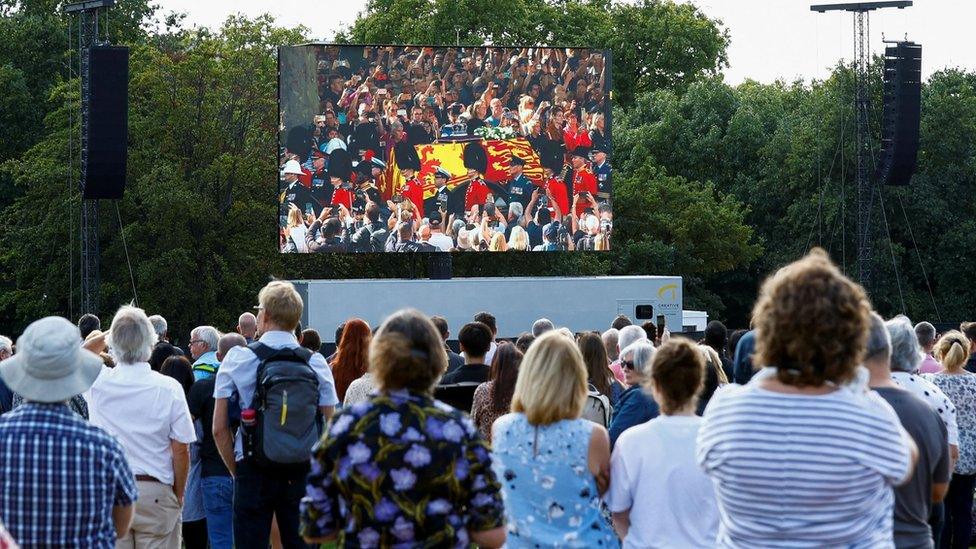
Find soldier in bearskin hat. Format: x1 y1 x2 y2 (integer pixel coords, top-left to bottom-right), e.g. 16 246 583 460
328 148 355 211
394 142 425 219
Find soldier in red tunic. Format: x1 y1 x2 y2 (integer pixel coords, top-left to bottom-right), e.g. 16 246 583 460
463 142 491 214
570 145 598 218
327 148 354 211
394 142 425 220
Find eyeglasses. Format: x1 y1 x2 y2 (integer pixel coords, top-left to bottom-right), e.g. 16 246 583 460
189 340 204 346
621 360 636 371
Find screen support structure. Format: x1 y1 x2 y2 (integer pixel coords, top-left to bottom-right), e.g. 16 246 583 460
811 1 912 292
64 0 114 315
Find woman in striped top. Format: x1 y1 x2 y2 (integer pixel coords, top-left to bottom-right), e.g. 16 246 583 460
697 249 918 548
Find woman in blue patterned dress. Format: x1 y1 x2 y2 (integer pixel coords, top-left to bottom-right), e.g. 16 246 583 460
300 309 506 548
491 331 618 548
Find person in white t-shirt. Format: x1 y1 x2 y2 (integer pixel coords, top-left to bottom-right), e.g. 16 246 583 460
87 305 197 549
426 219 454 251
608 338 719 548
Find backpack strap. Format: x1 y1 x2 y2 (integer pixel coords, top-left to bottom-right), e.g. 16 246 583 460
248 342 276 362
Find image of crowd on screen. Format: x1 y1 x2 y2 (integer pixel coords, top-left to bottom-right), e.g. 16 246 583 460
279 46 612 254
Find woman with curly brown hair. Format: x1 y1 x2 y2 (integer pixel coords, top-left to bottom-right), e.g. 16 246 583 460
697 249 918 548
925 330 976 549
330 318 371 404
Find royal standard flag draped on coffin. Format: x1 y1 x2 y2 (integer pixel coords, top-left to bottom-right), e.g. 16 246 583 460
385 139 545 200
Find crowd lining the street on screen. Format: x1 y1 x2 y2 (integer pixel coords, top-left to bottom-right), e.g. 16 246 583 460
3 248 976 548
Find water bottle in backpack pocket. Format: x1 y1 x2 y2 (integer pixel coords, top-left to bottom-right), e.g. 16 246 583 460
245 343 322 468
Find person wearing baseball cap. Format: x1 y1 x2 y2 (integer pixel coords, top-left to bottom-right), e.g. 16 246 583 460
0 316 138 547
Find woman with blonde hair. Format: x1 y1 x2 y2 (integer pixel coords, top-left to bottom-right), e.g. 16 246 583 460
488 232 508 252
926 330 976 548
284 204 308 253
695 344 729 415
490 331 617 547
508 225 530 251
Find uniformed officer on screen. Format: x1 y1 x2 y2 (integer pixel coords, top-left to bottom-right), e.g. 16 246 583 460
506 155 534 212
280 159 323 218
353 158 384 212
592 143 611 201
424 166 453 222
394 141 425 219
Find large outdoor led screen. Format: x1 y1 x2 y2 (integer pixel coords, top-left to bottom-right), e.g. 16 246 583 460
278 44 612 253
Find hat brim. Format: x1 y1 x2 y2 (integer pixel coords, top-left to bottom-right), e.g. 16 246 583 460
0 349 104 403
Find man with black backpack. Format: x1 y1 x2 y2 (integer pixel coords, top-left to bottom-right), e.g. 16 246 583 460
212 281 338 549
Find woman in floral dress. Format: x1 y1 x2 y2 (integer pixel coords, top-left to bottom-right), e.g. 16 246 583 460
300 309 506 548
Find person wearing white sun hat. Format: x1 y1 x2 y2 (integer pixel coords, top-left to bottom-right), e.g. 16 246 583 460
0 316 138 547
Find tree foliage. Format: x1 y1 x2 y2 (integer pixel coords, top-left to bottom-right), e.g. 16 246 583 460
0 0 971 338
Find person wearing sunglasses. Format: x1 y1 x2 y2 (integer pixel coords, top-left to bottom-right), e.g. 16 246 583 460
607 340 658 448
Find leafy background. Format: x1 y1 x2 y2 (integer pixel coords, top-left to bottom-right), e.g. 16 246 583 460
1 0 973 342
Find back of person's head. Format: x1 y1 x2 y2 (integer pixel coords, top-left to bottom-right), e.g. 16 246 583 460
238 312 257 336
458 322 492 359
864 312 892 365
489 342 523 413
473 312 497 336
365 202 380 222
753 248 871 388
728 329 747 358
602 329 619 361
640 321 657 341
294 321 303 343
886 315 922 373
258 280 303 332
961 322 976 349
578 332 611 392
698 344 729 384
611 315 632 331
514 332 535 353
649 339 705 414
322 217 342 238
430 316 450 340
531 318 554 337
148 315 168 338
935 331 971 371
556 327 575 340
78 313 101 340
191 325 220 353
621 340 656 378
301 328 322 353
335 322 346 347
617 325 648 353
217 333 246 361
914 321 937 350
511 331 587 426
704 320 728 351
108 306 157 364
370 309 447 393
160 355 194 397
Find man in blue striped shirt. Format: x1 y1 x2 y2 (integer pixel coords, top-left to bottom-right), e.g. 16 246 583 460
0 316 138 548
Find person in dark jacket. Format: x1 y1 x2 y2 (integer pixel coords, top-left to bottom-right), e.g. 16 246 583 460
349 203 388 253
608 340 659 448
732 330 757 384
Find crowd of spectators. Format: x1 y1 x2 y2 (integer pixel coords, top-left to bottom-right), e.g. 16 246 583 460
279 46 612 253
2 250 976 547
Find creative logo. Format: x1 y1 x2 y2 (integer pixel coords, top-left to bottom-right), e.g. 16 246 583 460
657 284 678 301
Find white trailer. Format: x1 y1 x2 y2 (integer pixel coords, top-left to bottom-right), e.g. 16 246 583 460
291 276 683 343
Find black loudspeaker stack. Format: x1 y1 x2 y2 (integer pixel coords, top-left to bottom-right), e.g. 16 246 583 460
877 41 922 187
83 45 129 199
